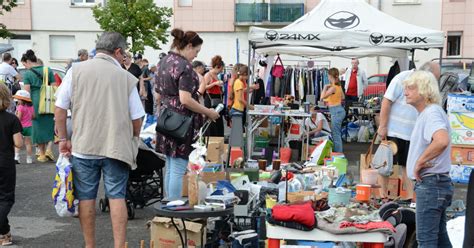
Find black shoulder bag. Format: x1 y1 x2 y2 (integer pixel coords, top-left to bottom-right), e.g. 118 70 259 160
155 108 192 143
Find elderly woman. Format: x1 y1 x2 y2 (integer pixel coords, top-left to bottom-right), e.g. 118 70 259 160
404 70 453 247
21 50 55 163
155 28 219 200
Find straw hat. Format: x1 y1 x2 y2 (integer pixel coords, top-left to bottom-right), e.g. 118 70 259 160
13 90 31 102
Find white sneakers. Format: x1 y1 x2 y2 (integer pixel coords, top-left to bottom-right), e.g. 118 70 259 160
26 156 33 164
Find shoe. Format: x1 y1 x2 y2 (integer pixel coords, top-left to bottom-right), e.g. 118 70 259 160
37 155 48 163
45 150 55 161
35 148 40 156
15 160 20 165
0 232 12 246
26 156 33 164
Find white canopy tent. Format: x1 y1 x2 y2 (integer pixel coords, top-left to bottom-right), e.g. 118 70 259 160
248 0 444 58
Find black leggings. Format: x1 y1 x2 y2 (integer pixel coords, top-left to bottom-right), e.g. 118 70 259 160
464 171 474 248
0 163 15 235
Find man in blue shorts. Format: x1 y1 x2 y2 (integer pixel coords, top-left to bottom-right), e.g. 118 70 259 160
55 32 145 248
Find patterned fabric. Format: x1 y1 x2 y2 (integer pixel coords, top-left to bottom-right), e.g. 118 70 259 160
155 52 203 159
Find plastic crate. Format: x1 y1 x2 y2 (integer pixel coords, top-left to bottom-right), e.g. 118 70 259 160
233 215 266 240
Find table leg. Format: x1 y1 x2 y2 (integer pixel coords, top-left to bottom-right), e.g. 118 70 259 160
268 238 280 248
182 218 188 248
171 218 185 248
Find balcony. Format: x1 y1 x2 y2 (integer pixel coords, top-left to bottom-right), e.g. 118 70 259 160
235 3 305 26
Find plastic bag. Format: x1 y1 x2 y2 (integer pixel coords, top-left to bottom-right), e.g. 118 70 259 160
309 139 333 165
357 126 370 142
370 142 394 177
52 155 78 217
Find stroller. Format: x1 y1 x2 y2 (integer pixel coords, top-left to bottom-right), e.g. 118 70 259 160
99 141 165 219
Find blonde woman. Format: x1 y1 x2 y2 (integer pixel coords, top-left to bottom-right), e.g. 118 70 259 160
404 70 453 247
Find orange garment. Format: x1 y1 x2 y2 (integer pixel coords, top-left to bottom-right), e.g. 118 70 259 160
324 83 343 106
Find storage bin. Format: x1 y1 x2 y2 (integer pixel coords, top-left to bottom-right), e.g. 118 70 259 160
328 187 352 206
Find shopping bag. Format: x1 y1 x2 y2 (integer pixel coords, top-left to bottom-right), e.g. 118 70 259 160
271 55 285 78
309 139 333 165
38 67 57 114
52 154 78 217
365 133 396 177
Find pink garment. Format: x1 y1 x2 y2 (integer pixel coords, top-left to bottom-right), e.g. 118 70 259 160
17 104 34 128
340 221 396 233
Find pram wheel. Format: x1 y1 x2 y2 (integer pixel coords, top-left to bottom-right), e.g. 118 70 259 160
99 198 108 212
127 202 135 220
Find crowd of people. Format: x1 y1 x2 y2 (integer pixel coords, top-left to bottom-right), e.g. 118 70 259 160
0 27 460 248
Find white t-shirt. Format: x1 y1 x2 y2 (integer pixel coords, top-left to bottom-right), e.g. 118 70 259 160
55 53 145 159
384 70 418 140
0 62 18 84
305 113 331 135
406 104 451 179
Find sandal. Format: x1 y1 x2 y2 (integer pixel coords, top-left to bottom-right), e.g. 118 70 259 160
0 232 12 246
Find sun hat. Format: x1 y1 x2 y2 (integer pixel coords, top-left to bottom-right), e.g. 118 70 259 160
13 90 31 102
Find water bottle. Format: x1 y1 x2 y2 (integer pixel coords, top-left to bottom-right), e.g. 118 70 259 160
214 103 224 114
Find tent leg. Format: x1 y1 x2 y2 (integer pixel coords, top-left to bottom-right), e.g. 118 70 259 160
246 41 253 160
439 48 444 68
411 49 415 64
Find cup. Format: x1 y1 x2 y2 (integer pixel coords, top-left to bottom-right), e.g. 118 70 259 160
258 160 267 171
272 159 281 171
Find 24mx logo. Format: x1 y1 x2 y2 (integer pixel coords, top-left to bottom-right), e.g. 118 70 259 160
265 30 320 41
369 32 427 46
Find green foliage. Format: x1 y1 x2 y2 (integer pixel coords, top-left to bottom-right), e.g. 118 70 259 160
92 0 172 54
0 0 17 39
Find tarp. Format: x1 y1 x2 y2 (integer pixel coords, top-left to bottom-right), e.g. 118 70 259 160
248 0 444 57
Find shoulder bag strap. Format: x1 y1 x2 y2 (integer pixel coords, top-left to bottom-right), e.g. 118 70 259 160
365 132 378 167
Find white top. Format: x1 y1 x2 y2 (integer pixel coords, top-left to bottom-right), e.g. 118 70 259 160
406 104 451 179
0 62 18 84
55 53 145 159
305 113 331 135
384 70 417 141
344 67 368 97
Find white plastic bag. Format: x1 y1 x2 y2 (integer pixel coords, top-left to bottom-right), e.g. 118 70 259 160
357 126 370 142
370 142 394 177
52 155 78 217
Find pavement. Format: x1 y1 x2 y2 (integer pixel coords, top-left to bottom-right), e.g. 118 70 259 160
8 142 468 247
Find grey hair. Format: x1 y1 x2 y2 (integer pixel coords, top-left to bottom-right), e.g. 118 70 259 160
419 62 434 72
78 49 88 57
95 32 127 54
192 60 205 69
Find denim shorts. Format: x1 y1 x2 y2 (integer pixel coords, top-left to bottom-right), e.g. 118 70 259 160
71 156 129 200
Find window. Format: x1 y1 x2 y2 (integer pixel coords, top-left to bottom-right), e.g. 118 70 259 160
49 35 75 61
70 0 105 6
447 32 462 56
178 0 192 7
368 76 387 84
13 0 25 4
393 0 421 4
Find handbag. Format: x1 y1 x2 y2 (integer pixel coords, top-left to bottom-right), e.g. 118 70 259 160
207 93 223 108
365 133 398 177
272 55 285 78
31 67 57 115
155 108 193 143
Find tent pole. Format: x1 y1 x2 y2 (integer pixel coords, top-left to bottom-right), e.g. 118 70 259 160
411 49 415 64
246 41 253 160
439 48 444 68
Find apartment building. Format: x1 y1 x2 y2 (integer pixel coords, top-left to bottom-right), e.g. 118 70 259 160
442 0 474 58
0 0 172 68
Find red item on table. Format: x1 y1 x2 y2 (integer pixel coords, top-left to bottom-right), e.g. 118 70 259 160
272 202 315 227
339 221 396 233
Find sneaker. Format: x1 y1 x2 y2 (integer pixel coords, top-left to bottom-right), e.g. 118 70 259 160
26 156 33 164
0 232 12 246
45 150 55 161
14 160 20 165
37 155 49 163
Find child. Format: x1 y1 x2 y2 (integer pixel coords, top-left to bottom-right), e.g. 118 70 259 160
0 83 23 246
13 90 34 164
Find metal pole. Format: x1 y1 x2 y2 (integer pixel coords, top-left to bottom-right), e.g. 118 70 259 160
246 41 253 160
411 49 415 65
439 48 444 68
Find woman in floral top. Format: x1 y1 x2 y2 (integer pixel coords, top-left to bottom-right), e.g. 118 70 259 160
155 28 220 200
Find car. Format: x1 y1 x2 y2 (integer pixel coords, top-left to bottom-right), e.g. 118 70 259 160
363 73 387 98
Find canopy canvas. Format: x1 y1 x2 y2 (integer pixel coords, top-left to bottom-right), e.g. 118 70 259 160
248 0 444 57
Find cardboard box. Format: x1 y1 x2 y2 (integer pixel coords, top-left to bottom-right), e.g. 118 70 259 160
182 171 227 196
206 137 224 163
387 178 400 199
450 164 473 184
449 112 474 146
451 145 474 165
447 93 474 113
287 191 326 203
399 176 415 200
149 217 205 248
390 164 400 179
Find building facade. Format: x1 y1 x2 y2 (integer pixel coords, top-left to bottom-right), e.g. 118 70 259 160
441 0 474 58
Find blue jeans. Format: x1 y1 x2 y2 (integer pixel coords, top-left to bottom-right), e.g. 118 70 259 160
71 157 129 200
164 156 188 200
329 105 345 152
414 174 453 248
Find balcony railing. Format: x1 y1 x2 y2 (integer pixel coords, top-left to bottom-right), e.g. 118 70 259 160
235 3 304 25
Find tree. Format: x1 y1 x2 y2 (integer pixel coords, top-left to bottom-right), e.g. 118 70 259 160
0 0 17 38
92 0 172 54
